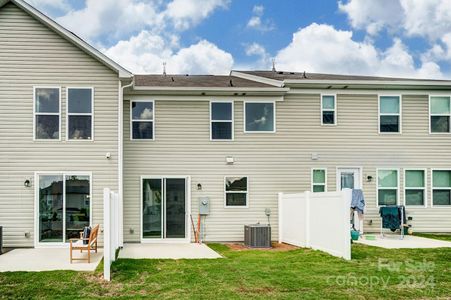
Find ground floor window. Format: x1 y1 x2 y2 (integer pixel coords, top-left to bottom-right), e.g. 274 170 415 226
225 177 248 207
432 170 451 206
377 169 398 206
312 169 327 192
404 169 426 206
38 173 91 243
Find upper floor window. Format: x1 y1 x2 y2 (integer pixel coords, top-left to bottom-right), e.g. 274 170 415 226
131 100 154 140
321 95 336 125
377 169 399 206
432 170 451 206
210 101 233 140
312 168 327 192
430 96 451 133
225 176 248 207
244 102 275 133
34 87 60 140
67 88 93 140
404 169 426 207
379 96 401 133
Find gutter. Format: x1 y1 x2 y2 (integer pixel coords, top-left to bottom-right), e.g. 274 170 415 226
118 77 134 247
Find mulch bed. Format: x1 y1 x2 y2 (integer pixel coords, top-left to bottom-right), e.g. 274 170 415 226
225 242 299 252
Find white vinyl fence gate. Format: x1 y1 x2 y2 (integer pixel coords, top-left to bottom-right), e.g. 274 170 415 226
278 190 352 260
103 188 120 281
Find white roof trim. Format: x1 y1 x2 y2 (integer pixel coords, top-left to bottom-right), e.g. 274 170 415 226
284 79 451 86
2 0 132 78
231 71 284 87
132 86 289 92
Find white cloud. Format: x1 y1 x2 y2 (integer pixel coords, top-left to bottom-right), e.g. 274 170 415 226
55 0 228 42
338 0 403 35
274 23 442 78
56 0 162 41
26 0 71 15
401 0 451 40
105 31 233 74
164 0 230 30
246 5 275 32
244 43 271 69
339 0 451 41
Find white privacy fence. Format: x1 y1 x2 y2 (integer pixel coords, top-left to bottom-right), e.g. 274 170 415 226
103 188 120 281
278 190 352 260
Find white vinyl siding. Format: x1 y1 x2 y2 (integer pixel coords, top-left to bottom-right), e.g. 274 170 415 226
429 96 451 133
0 3 119 247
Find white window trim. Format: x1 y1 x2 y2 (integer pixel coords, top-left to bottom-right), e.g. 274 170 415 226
130 99 155 141
428 95 451 134
403 168 427 208
66 87 95 141
210 100 234 141
320 94 337 126
33 86 61 141
34 171 93 248
431 168 451 208
224 176 249 208
243 100 276 133
311 168 327 192
378 94 402 134
376 168 400 207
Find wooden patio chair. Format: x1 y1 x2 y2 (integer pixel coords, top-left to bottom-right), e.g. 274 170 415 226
70 224 99 263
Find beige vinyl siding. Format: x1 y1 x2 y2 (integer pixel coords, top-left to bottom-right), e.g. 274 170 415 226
123 92 451 242
0 3 119 247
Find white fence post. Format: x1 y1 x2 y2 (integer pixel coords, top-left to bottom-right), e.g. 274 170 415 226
342 189 352 260
304 191 311 248
278 192 283 244
103 188 111 281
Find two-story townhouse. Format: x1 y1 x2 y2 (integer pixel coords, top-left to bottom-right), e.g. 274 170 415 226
1 0 451 248
122 72 451 243
0 0 132 248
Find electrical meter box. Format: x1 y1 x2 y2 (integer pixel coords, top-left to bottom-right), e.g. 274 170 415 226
199 197 210 215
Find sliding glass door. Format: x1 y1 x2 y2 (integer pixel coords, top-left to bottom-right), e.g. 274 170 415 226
142 177 186 240
37 173 91 245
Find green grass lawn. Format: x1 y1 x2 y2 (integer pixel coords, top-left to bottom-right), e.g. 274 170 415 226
414 233 451 242
0 242 450 299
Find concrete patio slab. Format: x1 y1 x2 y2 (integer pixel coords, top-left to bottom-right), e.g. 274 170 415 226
118 243 222 259
356 234 451 249
0 248 103 272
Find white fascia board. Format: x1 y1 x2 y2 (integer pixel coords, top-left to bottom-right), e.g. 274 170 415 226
230 71 284 87
284 79 451 87
11 0 132 79
132 86 289 92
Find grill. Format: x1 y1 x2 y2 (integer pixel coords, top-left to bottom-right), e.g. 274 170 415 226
244 224 271 248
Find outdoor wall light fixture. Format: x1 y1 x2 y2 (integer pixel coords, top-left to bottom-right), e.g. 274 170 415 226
197 183 202 190
24 179 31 188
366 175 373 183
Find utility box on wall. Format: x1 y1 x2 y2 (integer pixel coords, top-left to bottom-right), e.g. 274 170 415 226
199 197 210 215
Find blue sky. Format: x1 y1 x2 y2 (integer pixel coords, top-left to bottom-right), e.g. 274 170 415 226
28 0 451 78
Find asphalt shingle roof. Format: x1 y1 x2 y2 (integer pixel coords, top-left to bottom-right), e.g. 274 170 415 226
134 74 276 88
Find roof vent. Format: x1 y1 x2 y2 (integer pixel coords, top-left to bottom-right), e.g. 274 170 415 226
278 71 284 74
303 71 307 79
171 77 175 82
229 79 234 87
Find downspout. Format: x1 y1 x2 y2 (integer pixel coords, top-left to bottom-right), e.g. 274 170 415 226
118 77 134 247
